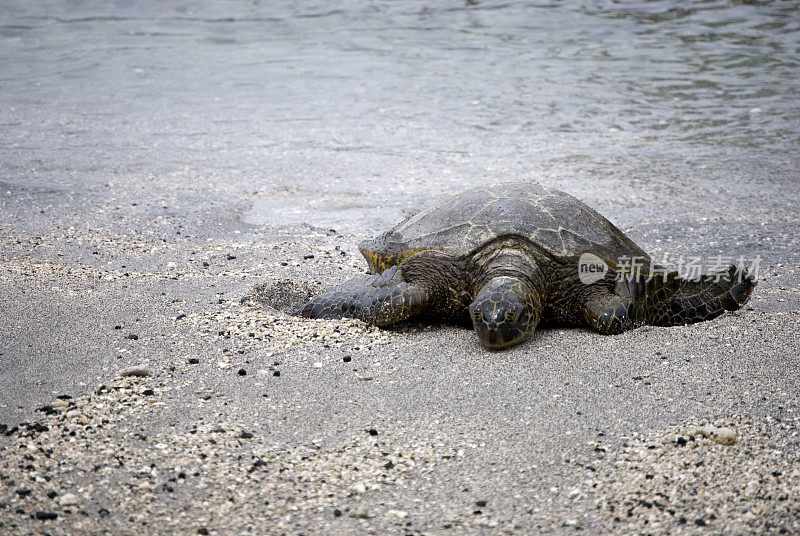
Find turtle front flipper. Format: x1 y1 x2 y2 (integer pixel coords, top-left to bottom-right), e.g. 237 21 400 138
644 263 755 326
581 263 755 332
582 273 646 335
295 266 429 327
583 294 635 335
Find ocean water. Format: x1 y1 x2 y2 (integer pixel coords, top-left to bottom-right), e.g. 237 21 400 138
1 0 798 232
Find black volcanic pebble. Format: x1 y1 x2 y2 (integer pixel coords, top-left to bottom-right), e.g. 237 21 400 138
36 405 57 415
35 511 58 520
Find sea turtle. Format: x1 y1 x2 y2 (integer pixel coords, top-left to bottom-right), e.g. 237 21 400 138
296 181 755 349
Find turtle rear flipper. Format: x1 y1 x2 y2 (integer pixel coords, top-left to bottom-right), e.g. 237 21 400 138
295 266 430 327
645 264 755 327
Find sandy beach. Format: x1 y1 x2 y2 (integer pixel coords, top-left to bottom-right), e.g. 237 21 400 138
2 1 799 534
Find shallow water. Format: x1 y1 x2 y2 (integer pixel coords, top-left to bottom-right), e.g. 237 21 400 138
1 0 798 232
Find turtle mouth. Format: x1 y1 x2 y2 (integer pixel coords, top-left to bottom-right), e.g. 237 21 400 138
476 323 524 349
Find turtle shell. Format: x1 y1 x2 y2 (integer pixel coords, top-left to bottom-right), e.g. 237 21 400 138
359 181 649 272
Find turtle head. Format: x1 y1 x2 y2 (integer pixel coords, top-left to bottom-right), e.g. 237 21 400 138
469 277 538 349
